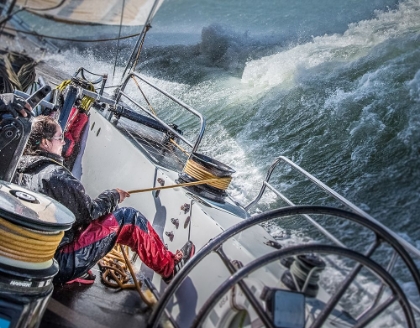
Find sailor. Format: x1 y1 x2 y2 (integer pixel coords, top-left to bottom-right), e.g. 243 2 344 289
13 115 195 284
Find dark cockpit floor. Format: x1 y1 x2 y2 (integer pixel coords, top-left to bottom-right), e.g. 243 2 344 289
40 265 153 328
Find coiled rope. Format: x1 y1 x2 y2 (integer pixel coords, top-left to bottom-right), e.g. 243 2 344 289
0 51 37 93
127 160 232 195
288 255 326 296
183 158 232 191
99 244 156 307
0 216 63 263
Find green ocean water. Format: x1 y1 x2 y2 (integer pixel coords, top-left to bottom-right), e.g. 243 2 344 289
27 0 420 310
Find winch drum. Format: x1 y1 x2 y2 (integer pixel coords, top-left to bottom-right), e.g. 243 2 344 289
179 152 236 201
0 181 74 328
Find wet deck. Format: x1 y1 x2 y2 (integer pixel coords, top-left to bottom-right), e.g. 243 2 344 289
40 265 153 328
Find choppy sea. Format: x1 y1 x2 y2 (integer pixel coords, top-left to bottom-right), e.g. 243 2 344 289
13 0 420 319
144 0 420 248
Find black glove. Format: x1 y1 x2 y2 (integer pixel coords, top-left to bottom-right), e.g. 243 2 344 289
0 94 32 119
12 95 32 117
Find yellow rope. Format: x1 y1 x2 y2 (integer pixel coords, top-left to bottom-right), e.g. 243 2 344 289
0 216 64 263
184 159 232 190
127 177 230 194
169 138 189 156
99 244 156 307
56 79 71 92
79 82 95 111
99 245 133 288
56 79 95 111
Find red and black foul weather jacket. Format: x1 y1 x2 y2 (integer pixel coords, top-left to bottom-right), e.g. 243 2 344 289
14 152 120 248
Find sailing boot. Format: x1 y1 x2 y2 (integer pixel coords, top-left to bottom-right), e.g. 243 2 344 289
163 240 196 284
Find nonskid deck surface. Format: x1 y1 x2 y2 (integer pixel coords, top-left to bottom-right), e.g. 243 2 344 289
40 265 152 328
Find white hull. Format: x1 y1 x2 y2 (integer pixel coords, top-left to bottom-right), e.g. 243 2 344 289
81 107 283 327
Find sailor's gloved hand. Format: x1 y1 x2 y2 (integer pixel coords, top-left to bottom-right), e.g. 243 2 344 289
115 188 130 203
0 94 32 118
11 95 32 118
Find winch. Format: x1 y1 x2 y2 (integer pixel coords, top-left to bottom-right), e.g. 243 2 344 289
179 152 235 202
281 254 326 298
0 181 74 328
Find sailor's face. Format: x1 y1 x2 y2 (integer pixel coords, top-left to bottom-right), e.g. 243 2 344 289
48 125 65 156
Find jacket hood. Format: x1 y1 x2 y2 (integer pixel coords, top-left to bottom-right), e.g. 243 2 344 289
17 153 64 173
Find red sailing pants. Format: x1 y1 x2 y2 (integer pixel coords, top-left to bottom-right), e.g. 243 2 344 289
54 207 175 284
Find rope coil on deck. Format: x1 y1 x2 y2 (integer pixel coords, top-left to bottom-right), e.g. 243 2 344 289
99 244 156 307
0 216 63 262
0 51 37 93
183 158 232 191
99 245 134 288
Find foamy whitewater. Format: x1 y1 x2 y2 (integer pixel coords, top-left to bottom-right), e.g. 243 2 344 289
18 0 420 324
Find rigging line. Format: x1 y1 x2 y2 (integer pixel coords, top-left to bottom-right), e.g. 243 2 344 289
122 0 161 79
170 138 190 156
22 0 65 11
130 24 149 73
119 123 187 167
122 23 149 79
120 245 156 306
0 0 65 34
2 26 140 42
5 0 18 16
112 0 125 79
0 7 24 34
101 84 121 89
136 0 161 62
130 75 156 115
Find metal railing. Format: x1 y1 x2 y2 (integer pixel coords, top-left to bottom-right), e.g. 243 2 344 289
245 156 420 260
73 67 108 96
148 206 420 327
115 72 206 154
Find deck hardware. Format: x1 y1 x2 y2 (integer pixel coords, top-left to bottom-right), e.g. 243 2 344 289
5 129 13 138
131 253 138 263
165 231 174 242
264 240 282 249
184 216 190 229
231 260 244 270
280 257 295 269
154 178 165 198
96 127 101 136
171 218 179 229
90 122 95 130
281 254 326 298
181 203 190 214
